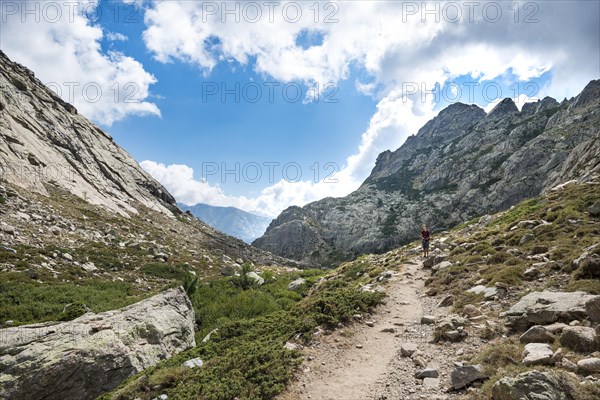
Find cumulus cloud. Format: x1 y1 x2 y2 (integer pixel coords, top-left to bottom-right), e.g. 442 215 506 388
140 160 357 217
1 1 159 126
106 32 128 42
136 0 598 215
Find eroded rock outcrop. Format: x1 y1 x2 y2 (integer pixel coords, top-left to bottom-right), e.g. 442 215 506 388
0 287 195 400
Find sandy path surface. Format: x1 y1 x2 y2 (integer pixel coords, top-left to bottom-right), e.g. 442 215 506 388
278 260 437 400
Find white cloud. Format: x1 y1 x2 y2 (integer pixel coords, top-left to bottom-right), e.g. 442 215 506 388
1 1 159 126
140 160 356 217
137 0 598 216
106 32 128 42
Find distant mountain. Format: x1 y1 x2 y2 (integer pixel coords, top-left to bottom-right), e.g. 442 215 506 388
254 80 600 267
179 203 272 243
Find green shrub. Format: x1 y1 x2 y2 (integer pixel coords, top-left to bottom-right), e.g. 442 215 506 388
488 251 509 264
486 265 525 286
141 263 188 280
0 278 144 325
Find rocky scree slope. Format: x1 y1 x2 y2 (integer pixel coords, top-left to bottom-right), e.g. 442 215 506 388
0 50 177 216
254 80 600 267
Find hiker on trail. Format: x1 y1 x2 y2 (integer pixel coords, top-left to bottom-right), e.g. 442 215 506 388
421 224 430 258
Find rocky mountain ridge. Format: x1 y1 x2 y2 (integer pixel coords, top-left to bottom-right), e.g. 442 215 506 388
254 80 600 266
0 50 177 216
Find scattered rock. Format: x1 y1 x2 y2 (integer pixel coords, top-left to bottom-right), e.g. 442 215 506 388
153 251 169 262
288 278 306 290
572 252 589 269
524 267 540 280
432 261 452 273
81 262 97 272
62 253 73 261
577 357 600 374
519 325 555 344
561 358 578 371
589 201 600 217
423 257 435 268
246 271 265 285
415 368 439 379
401 343 418 357
182 358 204 369
421 315 436 325
434 315 468 342
522 343 554 365
437 295 454 307
422 377 439 389
559 326 598 353
284 342 302 351
467 285 497 300
519 233 535 245
504 291 600 330
201 328 218 343
220 265 236 276
0 224 16 235
412 355 427 368
356 344 363 349
545 322 567 334
451 364 485 390
491 370 570 400
463 305 483 318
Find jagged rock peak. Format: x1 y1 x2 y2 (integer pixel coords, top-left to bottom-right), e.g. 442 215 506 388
416 102 486 140
571 79 600 109
487 98 519 118
521 96 559 116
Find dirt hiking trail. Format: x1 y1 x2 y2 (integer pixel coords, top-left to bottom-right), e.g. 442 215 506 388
278 258 473 400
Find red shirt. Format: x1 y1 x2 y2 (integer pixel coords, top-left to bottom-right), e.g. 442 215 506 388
421 230 430 240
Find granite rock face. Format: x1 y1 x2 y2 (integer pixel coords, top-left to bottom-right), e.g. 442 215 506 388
254 81 600 266
0 51 178 217
0 287 196 400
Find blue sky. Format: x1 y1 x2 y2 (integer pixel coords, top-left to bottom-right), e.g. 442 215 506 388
1 0 598 216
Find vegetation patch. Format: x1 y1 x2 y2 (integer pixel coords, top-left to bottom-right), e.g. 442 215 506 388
103 263 385 400
0 277 145 325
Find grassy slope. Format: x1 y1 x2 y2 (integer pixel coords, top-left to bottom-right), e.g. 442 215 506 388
100 259 389 400
423 180 600 399
0 184 282 326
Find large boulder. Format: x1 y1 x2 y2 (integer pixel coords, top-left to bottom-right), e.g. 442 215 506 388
559 326 598 353
504 291 600 330
0 287 196 400
491 370 570 400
